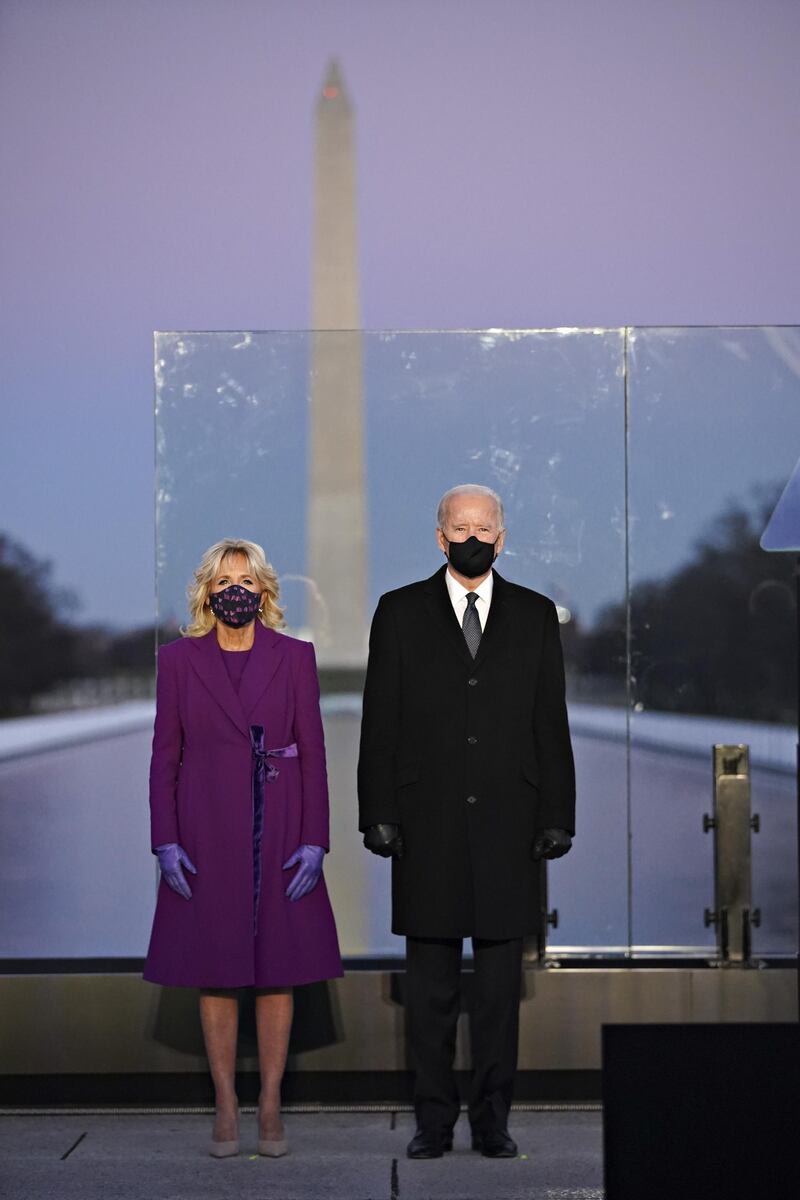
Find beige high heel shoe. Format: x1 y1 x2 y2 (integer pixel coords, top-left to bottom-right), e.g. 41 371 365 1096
209 1108 240 1157
210 1137 240 1158
257 1112 288 1157
258 1135 289 1157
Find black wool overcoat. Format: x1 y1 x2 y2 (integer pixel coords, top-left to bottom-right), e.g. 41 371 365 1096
357 565 576 940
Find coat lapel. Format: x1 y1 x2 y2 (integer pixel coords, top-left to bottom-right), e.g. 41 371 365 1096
424 565 480 669
472 569 511 667
238 621 286 720
186 622 286 738
423 564 511 670
186 630 250 736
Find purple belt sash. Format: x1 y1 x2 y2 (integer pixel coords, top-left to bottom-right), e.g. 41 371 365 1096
250 725 298 933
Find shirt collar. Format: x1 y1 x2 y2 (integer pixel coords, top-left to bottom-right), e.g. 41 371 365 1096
445 565 494 606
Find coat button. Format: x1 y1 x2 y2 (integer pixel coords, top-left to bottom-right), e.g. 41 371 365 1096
466 795 478 804
467 736 477 744
468 677 478 686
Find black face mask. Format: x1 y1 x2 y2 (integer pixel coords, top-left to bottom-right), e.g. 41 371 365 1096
208 583 261 627
446 535 497 579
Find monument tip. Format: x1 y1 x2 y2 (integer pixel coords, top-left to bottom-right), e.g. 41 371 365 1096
319 58 349 107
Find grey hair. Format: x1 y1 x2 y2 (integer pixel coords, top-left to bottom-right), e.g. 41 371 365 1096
437 484 505 530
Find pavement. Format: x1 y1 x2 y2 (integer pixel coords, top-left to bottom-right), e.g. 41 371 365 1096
0 1107 604 1199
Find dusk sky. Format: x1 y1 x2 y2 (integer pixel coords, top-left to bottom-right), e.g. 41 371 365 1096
2 0 800 628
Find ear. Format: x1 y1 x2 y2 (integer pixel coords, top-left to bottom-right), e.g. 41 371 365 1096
436 528 449 555
495 529 506 554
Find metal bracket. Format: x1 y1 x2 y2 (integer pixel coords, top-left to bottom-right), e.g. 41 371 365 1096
523 865 558 964
703 745 761 964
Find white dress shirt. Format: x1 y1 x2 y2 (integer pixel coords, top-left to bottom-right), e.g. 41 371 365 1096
445 566 494 632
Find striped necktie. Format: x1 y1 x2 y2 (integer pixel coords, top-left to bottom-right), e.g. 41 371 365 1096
462 592 482 658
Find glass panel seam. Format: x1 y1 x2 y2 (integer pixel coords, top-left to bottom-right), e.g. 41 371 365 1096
624 327 633 957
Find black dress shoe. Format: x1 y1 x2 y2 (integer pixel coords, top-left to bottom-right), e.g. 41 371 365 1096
470 1128 518 1158
407 1128 454 1158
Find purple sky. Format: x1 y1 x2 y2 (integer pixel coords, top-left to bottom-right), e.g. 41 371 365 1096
2 0 799 626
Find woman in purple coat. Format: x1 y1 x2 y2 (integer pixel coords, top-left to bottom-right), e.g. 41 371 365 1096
144 537 343 1158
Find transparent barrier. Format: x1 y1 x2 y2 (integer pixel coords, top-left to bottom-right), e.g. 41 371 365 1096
1 328 796 961
627 328 799 954
153 327 798 959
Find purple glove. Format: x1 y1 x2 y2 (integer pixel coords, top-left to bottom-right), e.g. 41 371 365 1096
283 844 325 902
155 843 197 900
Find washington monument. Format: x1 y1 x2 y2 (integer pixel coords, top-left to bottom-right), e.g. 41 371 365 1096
307 60 367 669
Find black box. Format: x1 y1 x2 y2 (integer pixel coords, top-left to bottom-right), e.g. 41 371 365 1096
602 1023 799 1200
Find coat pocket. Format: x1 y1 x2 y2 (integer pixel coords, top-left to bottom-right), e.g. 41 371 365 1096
394 762 420 787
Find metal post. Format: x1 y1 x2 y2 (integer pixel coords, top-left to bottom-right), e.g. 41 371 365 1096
703 744 760 964
523 862 559 964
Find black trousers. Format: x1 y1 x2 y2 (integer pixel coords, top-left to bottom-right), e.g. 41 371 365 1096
405 935 523 1135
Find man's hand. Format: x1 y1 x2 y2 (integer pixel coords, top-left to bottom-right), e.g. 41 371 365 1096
363 823 405 859
531 828 572 861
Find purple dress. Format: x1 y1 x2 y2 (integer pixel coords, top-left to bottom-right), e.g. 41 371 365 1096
221 646 250 691
143 622 343 988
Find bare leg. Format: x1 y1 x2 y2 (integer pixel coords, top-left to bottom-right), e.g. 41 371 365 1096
199 990 240 1143
255 988 293 1140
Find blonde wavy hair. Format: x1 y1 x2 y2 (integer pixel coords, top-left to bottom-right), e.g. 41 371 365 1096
182 538 286 638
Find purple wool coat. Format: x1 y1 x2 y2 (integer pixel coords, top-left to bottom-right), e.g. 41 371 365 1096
143 621 343 989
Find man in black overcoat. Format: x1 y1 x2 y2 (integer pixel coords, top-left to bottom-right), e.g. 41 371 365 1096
358 484 575 1159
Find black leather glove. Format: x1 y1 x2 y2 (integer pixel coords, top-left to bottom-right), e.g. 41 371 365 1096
531 828 572 861
363 823 405 859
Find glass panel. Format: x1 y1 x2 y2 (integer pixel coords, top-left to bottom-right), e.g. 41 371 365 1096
155 333 311 640
3 326 795 963
627 327 799 955
155 329 628 955
362 331 629 950
0 728 155 956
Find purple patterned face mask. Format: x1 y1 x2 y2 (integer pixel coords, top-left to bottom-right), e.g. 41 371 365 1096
209 584 261 627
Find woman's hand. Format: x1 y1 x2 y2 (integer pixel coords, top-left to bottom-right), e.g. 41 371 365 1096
155 843 197 899
282 844 324 902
